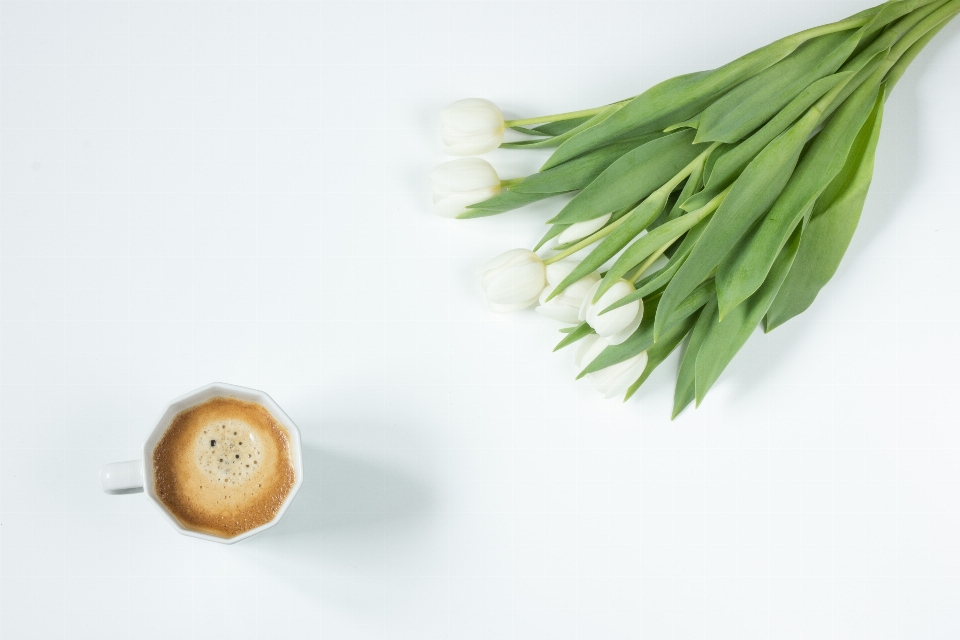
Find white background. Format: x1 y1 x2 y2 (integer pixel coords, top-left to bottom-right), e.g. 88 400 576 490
1 1 959 638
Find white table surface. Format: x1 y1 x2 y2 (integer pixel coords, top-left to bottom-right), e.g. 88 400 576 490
1 1 959 638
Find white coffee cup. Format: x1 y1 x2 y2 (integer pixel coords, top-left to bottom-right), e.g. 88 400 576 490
99 382 304 544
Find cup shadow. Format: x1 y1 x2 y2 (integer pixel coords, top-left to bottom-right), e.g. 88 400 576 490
246 443 436 560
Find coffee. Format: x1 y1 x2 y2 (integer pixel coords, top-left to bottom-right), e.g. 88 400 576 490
152 396 296 538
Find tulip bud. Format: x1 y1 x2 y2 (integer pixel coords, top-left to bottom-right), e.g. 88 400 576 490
536 260 600 324
575 333 605 371
575 334 649 399
440 98 505 156
480 249 546 313
579 279 643 345
431 158 501 218
556 213 612 245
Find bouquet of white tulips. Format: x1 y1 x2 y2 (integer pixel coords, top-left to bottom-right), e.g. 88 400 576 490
431 0 958 417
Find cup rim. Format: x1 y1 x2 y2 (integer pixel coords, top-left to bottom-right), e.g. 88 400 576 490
141 382 304 544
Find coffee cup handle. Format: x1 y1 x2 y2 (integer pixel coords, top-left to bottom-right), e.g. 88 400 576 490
99 460 144 494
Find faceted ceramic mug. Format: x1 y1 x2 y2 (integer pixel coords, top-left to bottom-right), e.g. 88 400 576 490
98 382 304 544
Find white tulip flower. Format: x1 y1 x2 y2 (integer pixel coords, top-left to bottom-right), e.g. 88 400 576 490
536 259 600 324
431 158 501 218
556 213 612 245
575 334 649 399
575 333 605 371
480 249 546 313
440 98 505 156
579 279 643 345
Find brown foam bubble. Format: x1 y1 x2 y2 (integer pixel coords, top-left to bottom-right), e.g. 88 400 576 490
153 396 296 539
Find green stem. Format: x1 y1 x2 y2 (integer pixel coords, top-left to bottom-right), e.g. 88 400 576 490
499 177 524 189
596 187 731 317
789 5 881 42
626 238 677 283
883 0 960 74
504 101 629 128
542 212 630 265
542 142 719 266
885 4 958 91
626 186 728 285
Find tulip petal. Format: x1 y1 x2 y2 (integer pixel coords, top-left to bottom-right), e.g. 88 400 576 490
605 309 643 345
556 213 612 245
545 259 579 285
602 353 649 399
535 302 581 324
579 280 601 322
585 351 648 398
440 98 506 156
537 263 600 324
575 334 608 372
484 261 546 305
434 186 500 218
481 248 532 276
584 279 642 342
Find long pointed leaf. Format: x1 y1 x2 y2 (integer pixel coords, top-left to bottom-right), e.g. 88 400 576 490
501 103 627 150
598 193 720 299
512 132 666 195
601 216 710 316
510 116 591 138
694 225 802 405
715 78 881 317
458 190 558 218
667 151 707 220
634 217 709 295
550 130 704 225
694 0 943 145
546 189 671 301
553 322 595 352
766 86 885 331
655 98 824 339
580 280 716 377
534 223 568 251
672 299 717 418
693 71 852 204
540 6 881 170
624 309 701 402
695 30 853 143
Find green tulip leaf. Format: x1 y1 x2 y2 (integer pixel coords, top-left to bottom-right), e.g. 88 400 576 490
691 70 853 206
667 152 707 221
655 97 825 339
534 224 568 251
540 4 880 170
672 298 717 418
766 86 885 331
694 224 802 405
512 132 666 195
624 309 701 402
458 190 558 218
695 29 854 144
546 189 672 301
634 217 708 294
509 116 592 138
664 112 702 132
597 199 718 300
553 322 595 352
549 129 705 225
579 279 716 378
715 78 881 318
501 102 628 150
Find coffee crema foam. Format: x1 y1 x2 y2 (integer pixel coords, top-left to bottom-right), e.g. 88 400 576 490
153 396 296 538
